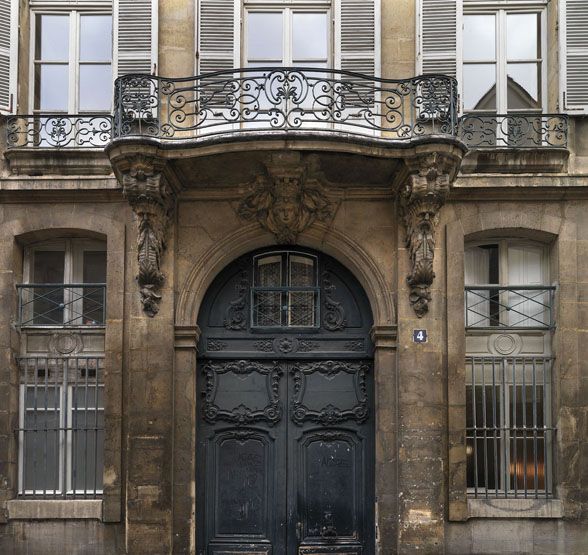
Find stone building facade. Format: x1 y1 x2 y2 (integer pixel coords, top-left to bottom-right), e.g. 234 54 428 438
0 0 587 554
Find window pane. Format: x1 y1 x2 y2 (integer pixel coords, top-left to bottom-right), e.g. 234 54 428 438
36 15 69 61
247 13 283 61
463 15 496 61
293 13 328 60
289 255 315 286
33 251 65 283
463 64 496 110
79 15 112 61
256 256 282 286
288 291 315 326
35 65 69 111
253 291 282 326
83 251 107 283
72 409 104 492
79 64 112 111
507 14 540 60
83 251 107 325
507 63 540 110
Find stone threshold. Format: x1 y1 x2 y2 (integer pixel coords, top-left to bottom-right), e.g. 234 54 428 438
7 499 102 520
468 498 563 519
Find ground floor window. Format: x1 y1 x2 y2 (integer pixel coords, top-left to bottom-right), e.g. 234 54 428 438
465 355 554 498
17 356 104 498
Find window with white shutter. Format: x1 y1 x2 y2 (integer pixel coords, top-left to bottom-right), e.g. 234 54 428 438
197 0 239 75
417 0 462 80
114 0 158 77
0 0 18 114
560 0 588 113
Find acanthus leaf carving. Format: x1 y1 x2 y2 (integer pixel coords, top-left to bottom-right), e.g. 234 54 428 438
237 155 332 244
121 155 175 317
400 153 453 318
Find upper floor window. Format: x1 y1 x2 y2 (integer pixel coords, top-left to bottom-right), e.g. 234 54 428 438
245 5 330 68
19 239 106 327
252 251 318 328
465 240 554 329
463 8 545 113
32 10 112 113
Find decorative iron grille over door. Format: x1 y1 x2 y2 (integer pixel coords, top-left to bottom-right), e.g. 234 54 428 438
196 248 375 555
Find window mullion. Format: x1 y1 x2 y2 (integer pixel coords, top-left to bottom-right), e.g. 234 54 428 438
68 12 77 114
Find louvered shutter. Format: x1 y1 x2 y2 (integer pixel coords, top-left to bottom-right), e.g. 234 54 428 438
417 0 462 79
114 0 158 77
561 0 588 113
337 0 379 76
197 0 239 74
0 0 18 114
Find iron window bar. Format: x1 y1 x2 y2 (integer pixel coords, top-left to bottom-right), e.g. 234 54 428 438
465 356 555 500
17 284 106 327
459 113 568 148
251 286 321 329
6 114 113 149
16 356 104 499
465 285 556 330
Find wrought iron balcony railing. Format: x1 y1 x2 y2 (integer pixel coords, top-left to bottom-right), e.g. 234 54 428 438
17 284 106 327
112 68 459 141
6 114 112 149
459 113 568 148
465 285 556 330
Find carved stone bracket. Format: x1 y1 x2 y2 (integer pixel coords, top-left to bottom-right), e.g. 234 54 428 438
237 153 332 244
400 153 456 318
121 155 176 317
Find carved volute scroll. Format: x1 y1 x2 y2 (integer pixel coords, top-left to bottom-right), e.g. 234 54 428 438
121 155 176 317
237 154 332 244
400 153 456 318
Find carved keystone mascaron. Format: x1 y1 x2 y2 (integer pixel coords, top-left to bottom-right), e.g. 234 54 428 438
237 155 332 244
121 155 176 317
400 153 457 318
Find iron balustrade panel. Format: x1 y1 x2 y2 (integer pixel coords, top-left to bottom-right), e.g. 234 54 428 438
465 356 555 499
6 114 113 148
16 356 105 499
112 68 459 141
459 113 568 148
465 285 555 330
17 284 106 327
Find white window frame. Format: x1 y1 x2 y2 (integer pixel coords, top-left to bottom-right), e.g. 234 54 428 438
461 1 548 115
242 1 333 68
18 383 105 497
28 4 113 114
23 239 106 327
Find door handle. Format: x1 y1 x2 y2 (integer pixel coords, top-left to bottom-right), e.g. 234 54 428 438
296 521 303 541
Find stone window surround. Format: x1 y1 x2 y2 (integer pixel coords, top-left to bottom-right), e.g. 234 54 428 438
0 217 125 526
446 216 576 521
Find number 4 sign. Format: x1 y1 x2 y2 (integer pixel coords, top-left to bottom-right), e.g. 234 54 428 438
413 329 428 343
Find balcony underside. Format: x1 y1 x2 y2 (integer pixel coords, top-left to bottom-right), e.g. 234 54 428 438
107 132 466 190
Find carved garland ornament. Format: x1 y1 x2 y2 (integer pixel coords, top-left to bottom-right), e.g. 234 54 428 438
400 153 452 318
237 159 332 244
122 156 175 317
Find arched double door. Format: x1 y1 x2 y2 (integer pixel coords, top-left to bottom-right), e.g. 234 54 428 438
196 248 375 555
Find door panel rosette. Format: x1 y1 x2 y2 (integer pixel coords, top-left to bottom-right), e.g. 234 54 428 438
201 359 284 426
290 360 370 426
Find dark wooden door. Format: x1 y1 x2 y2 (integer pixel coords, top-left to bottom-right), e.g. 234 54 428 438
196 249 374 555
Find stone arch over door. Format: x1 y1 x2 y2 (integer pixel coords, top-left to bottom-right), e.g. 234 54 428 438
195 245 376 555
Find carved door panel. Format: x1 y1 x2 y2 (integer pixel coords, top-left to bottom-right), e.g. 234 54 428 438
197 358 373 555
287 360 373 555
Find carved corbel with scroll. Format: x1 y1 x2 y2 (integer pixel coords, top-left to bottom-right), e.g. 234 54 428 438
121 155 175 317
400 153 454 317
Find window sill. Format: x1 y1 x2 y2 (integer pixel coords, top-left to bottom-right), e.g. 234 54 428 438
467 498 562 519
7 499 102 520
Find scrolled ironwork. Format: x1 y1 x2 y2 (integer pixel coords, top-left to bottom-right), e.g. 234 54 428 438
459 113 568 148
6 114 112 148
112 67 459 141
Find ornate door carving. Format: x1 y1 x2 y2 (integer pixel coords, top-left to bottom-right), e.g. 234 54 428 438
197 248 374 555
